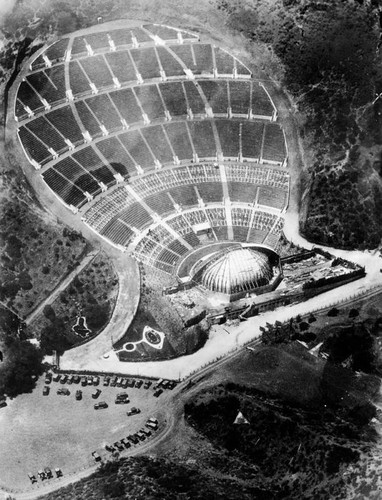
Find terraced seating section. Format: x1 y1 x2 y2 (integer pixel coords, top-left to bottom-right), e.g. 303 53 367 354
167 215 200 247
156 46 185 77
130 47 161 80
18 126 51 165
167 239 189 255
214 47 234 75
198 80 228 114
83 186 135 231
159 81 188 116
26 116 68 154
79 56 114 89
262 123 286 164
183 81 205 114
96 137 138 178
71 37 88 57
232 226 249 242
141 126 174 165
241 121 264 159
197 182 223 203
72 146 116 186
228 182 257 204
31 39 69 69
45 106 84 146
251 84 274 117
109 87 143 125
134 84 165 121
27 67 66 105
170 44 195 71
15 99 28 121
215 120 240 158
229 80 251 115
118 130 155 170
164 122 194 160
42 168 86 208
69 61 91 95
118 201 153 230
257 186 287 210
169 185 198 207
83 32 110 52
105 51 137 84
85 94 122 132
187 120 216 159
53 157 100 195
144 192 175 215
102 219 135 246
108 29 133 48
75 100 102 138
192 44 214 75
17 81 44 113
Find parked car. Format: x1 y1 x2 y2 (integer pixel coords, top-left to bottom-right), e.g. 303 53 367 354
121 379 129 388
153 389 163 398
136 431 146 441
60 375 67 384
127 434 139 445
87 376 93 386
121 438 131 449
167 381 177 390
67 375 73 385
114 441 124 452
44 373 52 384
28 473 37 484
127 379 135 388
135 380 143 389
81 377 87 387
115 397 129 404
73 375 80 384
57 388 70 396
37 470 46 480
127 407 140 416
93 376 100 386
94 401 108 410
153 378 164 390
44 467 53 479
92 389 102 399
75 390 82 401
52 374 61 383
92 451 101 462
116 377 123 387
55 468 63 477
43 386 50 396
141 428 151 437
144 381 152 390
110 377 118 387
105 444 115 452
103 377 110 387
146 418 158 431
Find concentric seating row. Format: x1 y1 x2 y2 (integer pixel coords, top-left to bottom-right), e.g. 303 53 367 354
130 205 284 273
25 118 286 197
17 75 271 125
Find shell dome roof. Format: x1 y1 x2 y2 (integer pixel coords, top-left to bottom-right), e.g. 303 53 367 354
201 247 272 295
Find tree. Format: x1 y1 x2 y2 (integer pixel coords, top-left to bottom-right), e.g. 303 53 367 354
0 338 43 398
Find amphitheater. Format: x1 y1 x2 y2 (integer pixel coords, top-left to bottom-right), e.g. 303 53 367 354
15 20 288 266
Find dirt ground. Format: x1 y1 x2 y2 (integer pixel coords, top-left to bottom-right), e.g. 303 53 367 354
0 374 170 494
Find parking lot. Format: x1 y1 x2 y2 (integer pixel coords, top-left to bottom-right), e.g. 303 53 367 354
0 373 174 491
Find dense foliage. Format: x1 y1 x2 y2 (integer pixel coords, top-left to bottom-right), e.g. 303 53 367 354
185 383 375 499
0 306 43 398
